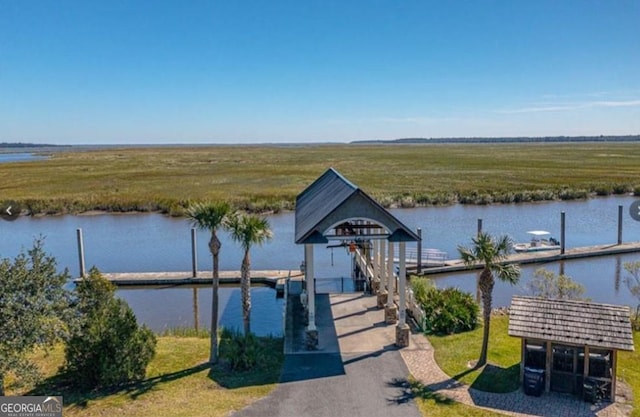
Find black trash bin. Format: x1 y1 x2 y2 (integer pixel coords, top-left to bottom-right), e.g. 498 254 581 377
523 367 545 396
583 377 603 404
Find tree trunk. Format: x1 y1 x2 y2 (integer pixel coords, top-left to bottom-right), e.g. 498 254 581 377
0 373 4 396
209 232 221 364
241 249 251 335
478 268 495 367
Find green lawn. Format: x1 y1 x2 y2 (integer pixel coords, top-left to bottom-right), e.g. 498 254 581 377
3 143 640 215
7 336 284 417
411 378 506 417
429 315 521 393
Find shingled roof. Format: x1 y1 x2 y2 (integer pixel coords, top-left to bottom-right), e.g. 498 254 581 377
295 168 420 244
508 296 634 351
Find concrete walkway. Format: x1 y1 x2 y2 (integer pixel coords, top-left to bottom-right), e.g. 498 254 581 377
233 292 631 417
232 293 421 417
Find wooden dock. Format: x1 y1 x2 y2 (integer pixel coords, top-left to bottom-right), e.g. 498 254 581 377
412 241 640 276
74 270 304 291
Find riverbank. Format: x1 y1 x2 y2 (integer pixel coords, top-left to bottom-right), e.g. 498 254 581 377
3 143 640 216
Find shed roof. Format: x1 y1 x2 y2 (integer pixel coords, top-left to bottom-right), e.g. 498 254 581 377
295 168 420 244
508 296 634 351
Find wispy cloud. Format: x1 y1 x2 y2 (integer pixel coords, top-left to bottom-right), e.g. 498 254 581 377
496 99 640 114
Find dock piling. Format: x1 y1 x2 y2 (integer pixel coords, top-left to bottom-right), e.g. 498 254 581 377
560 212 566 255
477 218 483 237
416 228 422 274
76 228 86 278
618 205 623 245
191 228 197 278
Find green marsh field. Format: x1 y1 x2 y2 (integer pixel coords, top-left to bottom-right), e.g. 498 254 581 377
3 142 640 215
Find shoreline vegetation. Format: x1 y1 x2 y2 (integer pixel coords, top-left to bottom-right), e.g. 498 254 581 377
2 142 640 217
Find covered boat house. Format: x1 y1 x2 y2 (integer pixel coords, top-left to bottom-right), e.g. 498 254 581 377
508 295 634 401
295 168 420 348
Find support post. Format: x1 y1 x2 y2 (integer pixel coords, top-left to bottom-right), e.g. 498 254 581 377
304 244 318 349
545 341 552 393
560 211 566 255
395 241 410 347
76 228 86 278
477 218 483 236
377 239 388 308
191 228 197 278
618 205 623 245
385 241 398 324
611 350 618 402
416 228 422 274
193 288 199 331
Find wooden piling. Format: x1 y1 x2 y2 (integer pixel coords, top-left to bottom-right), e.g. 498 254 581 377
76 228 86 278
560 212 566 255
416 228 422 274
477 218 483 236
191 228 197 278
618 205 623 245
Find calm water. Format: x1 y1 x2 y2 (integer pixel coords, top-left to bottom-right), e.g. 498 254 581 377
2 196 640 334
0 152 48 163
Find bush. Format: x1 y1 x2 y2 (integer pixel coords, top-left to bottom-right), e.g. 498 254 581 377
219 328 268 371
411 278 479 335
64 268 156 389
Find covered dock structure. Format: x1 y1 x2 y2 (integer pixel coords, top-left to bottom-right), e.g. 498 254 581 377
295 168 420 348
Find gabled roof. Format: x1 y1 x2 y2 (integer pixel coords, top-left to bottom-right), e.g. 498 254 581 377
508 296 634 351
295 168 420 244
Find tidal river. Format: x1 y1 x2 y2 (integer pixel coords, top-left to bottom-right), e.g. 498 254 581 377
2 196 640 335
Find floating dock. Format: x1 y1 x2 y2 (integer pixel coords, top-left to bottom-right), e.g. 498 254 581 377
74 270 303 292
412 241 640 276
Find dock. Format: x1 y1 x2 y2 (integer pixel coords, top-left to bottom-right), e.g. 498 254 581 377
412 241 640 276
74 270 304 293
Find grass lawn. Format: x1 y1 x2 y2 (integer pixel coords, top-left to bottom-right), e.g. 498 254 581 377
428 315 521 393
3 143 640 215
6 336 284 417
618 331 640 417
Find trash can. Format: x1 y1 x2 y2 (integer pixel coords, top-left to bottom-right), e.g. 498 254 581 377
523 367 545 397
583 377 599 404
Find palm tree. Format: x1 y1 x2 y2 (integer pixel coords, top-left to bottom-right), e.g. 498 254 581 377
458 232 520 366
227 213 273 335
186 201 232 364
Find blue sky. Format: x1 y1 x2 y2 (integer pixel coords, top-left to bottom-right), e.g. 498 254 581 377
1 1 639 144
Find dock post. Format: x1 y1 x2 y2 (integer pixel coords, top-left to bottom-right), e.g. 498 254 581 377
76 228 86 278
560 212 566 255
417 228 422 274
191 228 197 278
618 205 623 245
477 218 483 236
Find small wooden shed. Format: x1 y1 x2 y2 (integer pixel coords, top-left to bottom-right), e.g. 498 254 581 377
508 296 634 401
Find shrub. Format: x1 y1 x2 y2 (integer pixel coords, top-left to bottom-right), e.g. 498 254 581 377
64 268 156 389
411 278 479 335
219 328 268 371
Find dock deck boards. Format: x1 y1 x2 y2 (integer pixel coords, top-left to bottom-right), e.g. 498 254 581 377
75 270 304 288
412 241 640 275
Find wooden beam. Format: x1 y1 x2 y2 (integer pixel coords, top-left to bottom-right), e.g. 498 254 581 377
545 341 552 393
611 350 618 402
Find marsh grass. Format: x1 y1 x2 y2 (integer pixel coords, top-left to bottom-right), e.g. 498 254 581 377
7 336 284 417
3 143 640 214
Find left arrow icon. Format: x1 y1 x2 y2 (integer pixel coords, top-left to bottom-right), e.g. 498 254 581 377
1 201 21 221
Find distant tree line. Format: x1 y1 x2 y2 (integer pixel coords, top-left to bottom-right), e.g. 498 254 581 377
0 142 60 148
353 135 640 144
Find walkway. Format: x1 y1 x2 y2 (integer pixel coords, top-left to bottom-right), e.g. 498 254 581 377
401 330 631 417
233 293 421 417
234 293 631 417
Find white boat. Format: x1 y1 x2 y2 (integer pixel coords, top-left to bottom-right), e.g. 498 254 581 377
514 231 560 253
